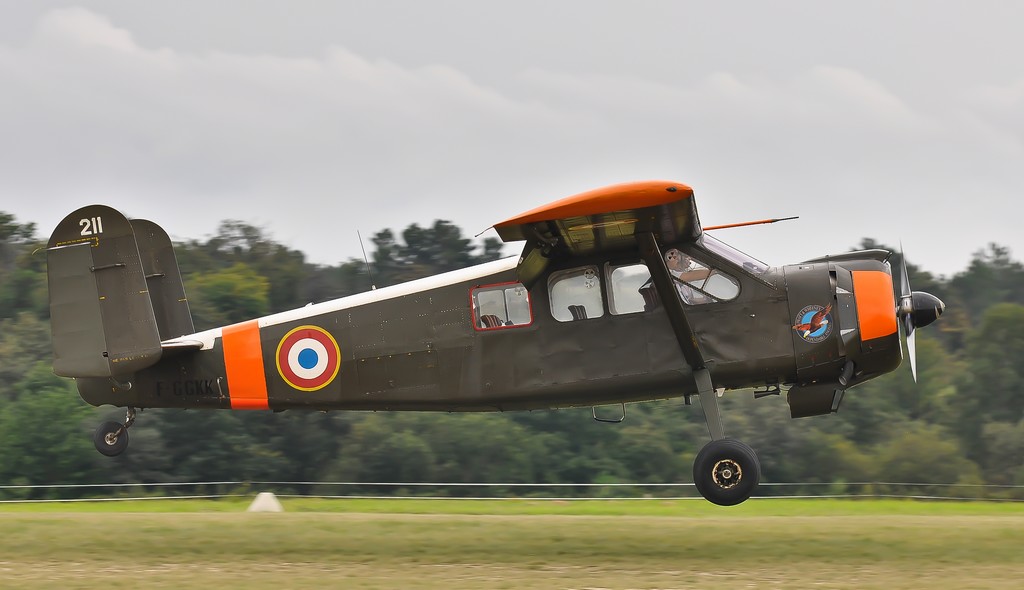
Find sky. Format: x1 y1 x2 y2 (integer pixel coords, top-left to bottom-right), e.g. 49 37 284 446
1 1 1022 277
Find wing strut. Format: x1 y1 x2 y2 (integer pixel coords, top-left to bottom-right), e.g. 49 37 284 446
636 232 723 440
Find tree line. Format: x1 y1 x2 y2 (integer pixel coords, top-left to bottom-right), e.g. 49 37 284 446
0 211 1022 499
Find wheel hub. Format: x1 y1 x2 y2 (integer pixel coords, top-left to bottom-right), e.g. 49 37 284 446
711 459 742 489
104 432 119 446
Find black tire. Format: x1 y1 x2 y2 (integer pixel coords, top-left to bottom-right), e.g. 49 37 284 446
93 421 129 457
692 438 760 506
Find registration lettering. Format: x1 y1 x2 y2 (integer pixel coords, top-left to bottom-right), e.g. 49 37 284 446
155 379 220 397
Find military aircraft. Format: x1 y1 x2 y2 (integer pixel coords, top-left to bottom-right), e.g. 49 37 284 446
46 180 944 505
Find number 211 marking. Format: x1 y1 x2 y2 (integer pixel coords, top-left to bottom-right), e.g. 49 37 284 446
79 217 104 236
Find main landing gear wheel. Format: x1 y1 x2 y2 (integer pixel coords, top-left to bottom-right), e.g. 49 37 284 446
93 422 128 456
693 438 761 506
92 407 137 457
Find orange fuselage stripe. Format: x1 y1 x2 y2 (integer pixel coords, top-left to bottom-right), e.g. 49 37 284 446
852 270 897 341
222 320 269 410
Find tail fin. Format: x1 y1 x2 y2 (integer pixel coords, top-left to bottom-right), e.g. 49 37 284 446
130 219 194 340
47 205 167 378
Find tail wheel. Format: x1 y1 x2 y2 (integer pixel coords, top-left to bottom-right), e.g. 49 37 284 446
93 421 129 457
693 438 760 506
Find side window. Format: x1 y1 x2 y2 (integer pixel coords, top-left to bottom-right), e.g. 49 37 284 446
471 282 533 330
664 248 740 305
548 266 605 322
606 262 653 315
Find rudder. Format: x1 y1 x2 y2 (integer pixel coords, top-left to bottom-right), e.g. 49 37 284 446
47 205 162 378
131 219 195 340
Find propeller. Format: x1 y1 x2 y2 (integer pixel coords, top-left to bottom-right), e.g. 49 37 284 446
896 244 945 382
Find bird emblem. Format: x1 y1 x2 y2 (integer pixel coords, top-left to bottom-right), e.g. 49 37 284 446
793 303 832 338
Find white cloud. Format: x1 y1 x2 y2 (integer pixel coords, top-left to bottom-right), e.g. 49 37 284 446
1 7 1022 276
34 7 139 52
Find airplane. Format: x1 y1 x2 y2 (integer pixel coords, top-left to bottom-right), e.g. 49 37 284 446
45 180 945 505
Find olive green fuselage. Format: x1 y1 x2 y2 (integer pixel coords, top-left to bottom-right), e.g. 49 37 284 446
76 249 900 416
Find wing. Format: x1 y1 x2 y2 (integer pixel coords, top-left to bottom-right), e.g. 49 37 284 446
495 180 700 255
493 180 701 286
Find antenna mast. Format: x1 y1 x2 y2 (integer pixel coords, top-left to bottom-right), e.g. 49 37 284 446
357 231 377 290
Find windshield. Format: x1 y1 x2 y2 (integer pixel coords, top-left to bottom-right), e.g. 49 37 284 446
700 234 770 274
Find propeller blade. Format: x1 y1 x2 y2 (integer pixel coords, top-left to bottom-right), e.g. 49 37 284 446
906 316 917 383
898 314 905 361
898 241 912 301
898 242 916 381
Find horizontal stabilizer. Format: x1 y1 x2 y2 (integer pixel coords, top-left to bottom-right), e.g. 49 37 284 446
160 339 205 357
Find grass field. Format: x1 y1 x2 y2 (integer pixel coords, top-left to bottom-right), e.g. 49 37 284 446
1 498 1022 589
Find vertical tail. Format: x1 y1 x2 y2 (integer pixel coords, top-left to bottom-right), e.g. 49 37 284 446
130 219 195 340
46 205 176 378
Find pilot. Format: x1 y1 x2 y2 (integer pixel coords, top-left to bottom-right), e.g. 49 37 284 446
665 248 711 304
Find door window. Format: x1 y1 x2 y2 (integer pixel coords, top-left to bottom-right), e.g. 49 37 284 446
548 266 605 322
606 262 653 315
471 282 532 330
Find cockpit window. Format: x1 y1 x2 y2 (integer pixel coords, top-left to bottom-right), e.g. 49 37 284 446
700 234 770 274
665 248 740 305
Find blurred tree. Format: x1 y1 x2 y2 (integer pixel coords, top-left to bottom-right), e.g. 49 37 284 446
302 259 369 303
0 363 94 497
979 420 1024 487
874 421 980 490
509 408 632 485
0 267 48 319
370 228 404 286
846 334 960 425
177 221 307 312
237 411 350 490
952 303 1024 459
372 221 505 286
479 237 504 263
0 312 53 401
147 409 272 484
947 244 1024 326
186 263 270 329
0 212 46 320
427 414 544 488
608 422 683 483
401 220 474 272
722 394 821 484
0 212 37 269
328 414 438 485
799 431 876 486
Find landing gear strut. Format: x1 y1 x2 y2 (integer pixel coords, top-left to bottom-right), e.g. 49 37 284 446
636 232 762 505
93 407 137 457
693 369 760 505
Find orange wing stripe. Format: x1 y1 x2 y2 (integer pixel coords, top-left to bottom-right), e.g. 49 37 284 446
852 270 897 341
494 180 692 228
222 320 269 410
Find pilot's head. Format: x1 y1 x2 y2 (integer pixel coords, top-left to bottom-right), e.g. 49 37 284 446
665 248 693 272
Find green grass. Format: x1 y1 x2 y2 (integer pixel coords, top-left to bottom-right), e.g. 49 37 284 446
0 499 1022 589
1 496 1022 516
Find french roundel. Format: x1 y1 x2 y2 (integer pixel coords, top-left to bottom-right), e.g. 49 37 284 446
275 326 341 391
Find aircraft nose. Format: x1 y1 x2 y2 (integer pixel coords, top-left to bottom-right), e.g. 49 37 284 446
910 291 944 329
